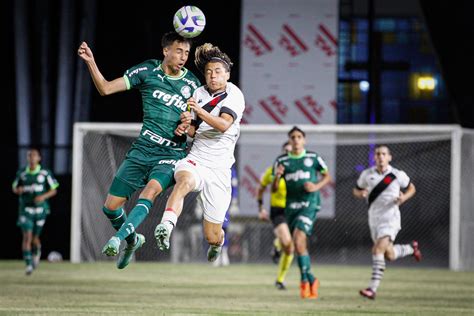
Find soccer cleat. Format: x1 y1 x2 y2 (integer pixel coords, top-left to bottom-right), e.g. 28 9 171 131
155 223 171 251
116 234 145 269
102 236 121 257
300 281 311 298
207 245 222 262
25 265 33 276
270 246 281 264
275 281 287 290
309 278 320 299
271 238 282 264
359 288 376 300
412 240 422 262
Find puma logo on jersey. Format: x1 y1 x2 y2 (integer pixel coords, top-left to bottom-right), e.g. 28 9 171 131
152 90 187 111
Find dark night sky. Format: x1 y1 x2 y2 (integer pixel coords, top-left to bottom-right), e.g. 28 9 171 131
2 0 242 259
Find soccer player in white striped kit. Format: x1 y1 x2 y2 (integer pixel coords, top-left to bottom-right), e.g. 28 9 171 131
353 145 421 299
155 43 245 262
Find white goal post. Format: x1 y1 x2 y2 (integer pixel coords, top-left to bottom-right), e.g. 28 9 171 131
71 123 473 271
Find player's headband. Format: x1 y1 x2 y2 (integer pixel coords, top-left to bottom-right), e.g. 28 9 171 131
210 57 231 71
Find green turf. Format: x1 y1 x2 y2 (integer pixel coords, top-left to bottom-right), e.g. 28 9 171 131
0 261 473 315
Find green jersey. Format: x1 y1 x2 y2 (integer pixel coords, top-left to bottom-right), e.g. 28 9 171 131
274 150 328 211
123 59 200 160
12 165 59 211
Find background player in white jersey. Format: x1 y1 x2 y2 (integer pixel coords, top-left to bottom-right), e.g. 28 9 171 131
353 145 421 300
154 43 245 263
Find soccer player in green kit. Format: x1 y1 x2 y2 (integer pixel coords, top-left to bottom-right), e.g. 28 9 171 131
77 32 200 269
12 148 59 275
272 126 332 299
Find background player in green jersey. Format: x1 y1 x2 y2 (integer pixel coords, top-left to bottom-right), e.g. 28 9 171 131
77 32 200 269
272 126 332 299
257 141 294 290
12 148 59 275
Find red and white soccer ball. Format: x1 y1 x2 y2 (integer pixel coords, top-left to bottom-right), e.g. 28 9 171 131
173 5 206 38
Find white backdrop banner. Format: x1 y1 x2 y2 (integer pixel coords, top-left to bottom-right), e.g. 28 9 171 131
240 0 338 125
237 1 338 217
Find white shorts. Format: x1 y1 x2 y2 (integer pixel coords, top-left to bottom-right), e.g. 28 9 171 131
174 158 232 224
369 208 401 242
369 224 400 243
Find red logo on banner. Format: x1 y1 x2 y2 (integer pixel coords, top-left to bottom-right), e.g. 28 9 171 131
315 24 337 57
241 165 260 198
294 95 324 124
244 24 273 56
259 95 287 124
241 104 254 124
279 24 308 57
320 181 335 199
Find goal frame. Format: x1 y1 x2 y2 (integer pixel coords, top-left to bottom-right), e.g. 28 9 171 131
71 123 463 270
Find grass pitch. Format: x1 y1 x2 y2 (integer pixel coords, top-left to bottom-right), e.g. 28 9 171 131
0 261 473 315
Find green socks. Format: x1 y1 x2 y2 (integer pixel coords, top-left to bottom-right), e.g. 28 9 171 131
297 255 315 283
102 207 127 231
115 199 153 244
23 250 32 267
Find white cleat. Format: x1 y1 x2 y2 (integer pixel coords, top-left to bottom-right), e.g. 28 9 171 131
155 223 171 251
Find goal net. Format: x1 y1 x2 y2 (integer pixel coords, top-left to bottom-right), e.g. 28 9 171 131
71 123 474 271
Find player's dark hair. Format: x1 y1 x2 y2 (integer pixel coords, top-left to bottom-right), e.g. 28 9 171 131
282 141 291 154
195 43 233 74
27 147 42 158
161 31 193 48
375 144 391 154
288 126 305 137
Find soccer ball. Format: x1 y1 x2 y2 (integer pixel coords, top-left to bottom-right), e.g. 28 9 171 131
173 5 206 38
47 251 63 263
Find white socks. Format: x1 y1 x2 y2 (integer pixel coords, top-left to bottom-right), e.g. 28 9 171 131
369 254 386 292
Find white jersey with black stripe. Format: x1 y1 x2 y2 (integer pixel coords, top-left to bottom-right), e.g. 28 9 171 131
188 82 245 169
356 165 410 224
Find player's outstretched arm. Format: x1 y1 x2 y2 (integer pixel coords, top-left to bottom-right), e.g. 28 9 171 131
77 41 126 96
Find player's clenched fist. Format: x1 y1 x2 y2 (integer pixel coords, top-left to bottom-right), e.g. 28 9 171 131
275 164 285 177
187 97 202 116
77 41 94 62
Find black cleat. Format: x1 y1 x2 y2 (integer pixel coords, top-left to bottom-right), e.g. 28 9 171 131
275 281 287 290
270 246 281 264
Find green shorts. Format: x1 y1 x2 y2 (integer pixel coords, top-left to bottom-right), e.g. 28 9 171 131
17 207 48 235
109 147 186 199
285 204 320 236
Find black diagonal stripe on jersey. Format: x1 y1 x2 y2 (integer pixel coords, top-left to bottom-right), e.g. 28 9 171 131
368 173 397 207
192 92 228 128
